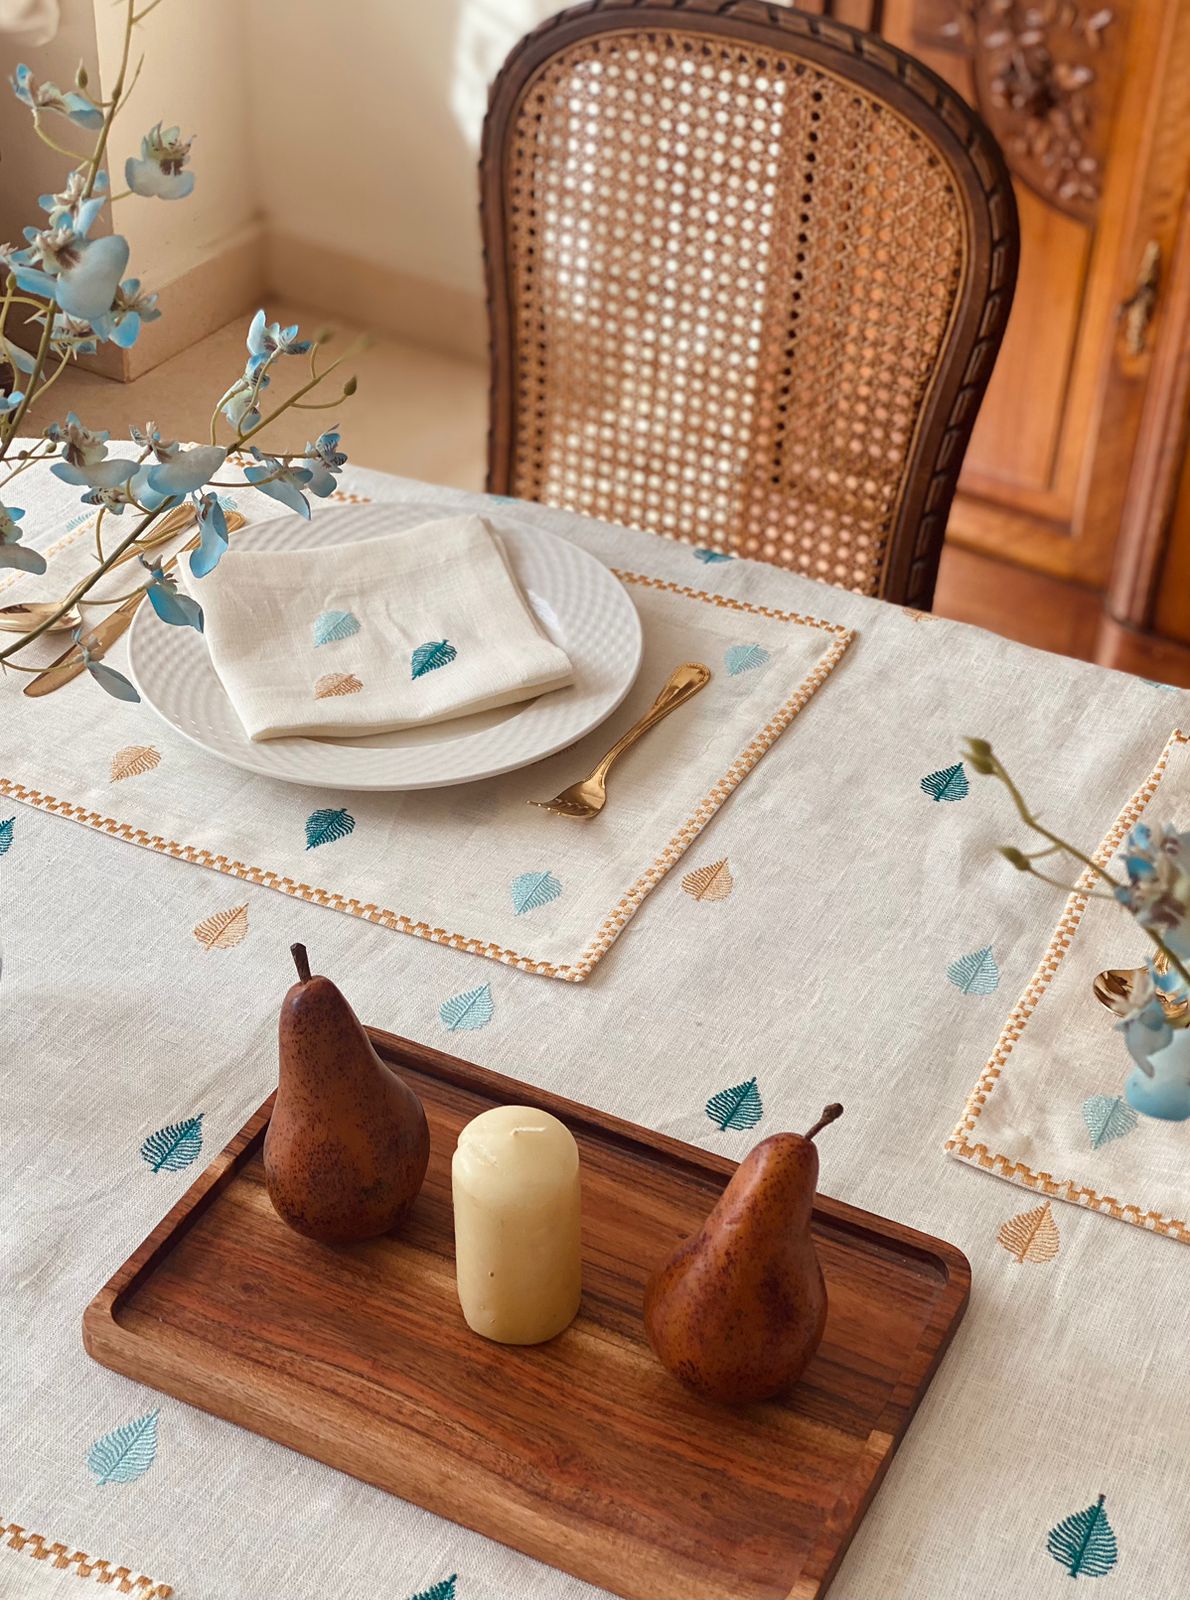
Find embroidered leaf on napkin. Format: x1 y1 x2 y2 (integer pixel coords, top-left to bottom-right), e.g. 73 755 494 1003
140 1114 204 1173
306 807 355 850
694 547 735 563
0 816 12 857
313 609 360 646
110 744 161 783
87 1409 159 1487
192 904 249 952
725 643 769 677
682 859 734 902
1082 1093 1139 1149
411 639 457 679
1047 1494 1118 1579
996 1200 1060 1264
408 1576 457 1600
947 945 1000 995
439 983 494 1032
920 763 968 802
706 1077 763 1131
511 869 562 915
901 607 938 623
314 672 363 700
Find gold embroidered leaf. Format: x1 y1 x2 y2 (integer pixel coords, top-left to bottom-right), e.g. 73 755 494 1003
192 903 250 952
901 607 939 623
997 1200 1060 1264
314 672 363 700
682 858 734 902
110 744 161 782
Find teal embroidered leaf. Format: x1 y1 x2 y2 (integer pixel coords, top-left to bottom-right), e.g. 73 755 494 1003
86 1409 160 1486
947 945 1000 995
140 1114 204 1173
1082 1094 1139 1149
511 869 562 915
706 1077 763 1131
920 763 969 802
313 609 360 647
305 806 355 850
408 1576 457 1600
0 817 12 857
411 639 457 679
439 983 494 1032
694 547 735 563
1142 679 1178 692
1047 1493 1118 1579
725 643 770 677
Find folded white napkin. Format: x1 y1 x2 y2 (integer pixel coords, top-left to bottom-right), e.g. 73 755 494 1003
178 514 574 741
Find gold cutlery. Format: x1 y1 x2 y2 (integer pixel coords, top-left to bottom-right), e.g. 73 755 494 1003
23 509 246 698
530 662 711 819
1093 949 1189 1022
0 501 204 634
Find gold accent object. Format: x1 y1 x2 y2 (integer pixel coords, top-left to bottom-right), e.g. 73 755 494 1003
1093 947 1189 1022
23 509 246 698
1117 240 1161 358
530 662 711 820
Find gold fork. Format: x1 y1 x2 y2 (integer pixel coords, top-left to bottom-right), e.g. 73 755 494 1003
529 662 711 819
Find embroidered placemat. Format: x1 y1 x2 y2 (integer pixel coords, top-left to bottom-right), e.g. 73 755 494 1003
0 466 853 982
947 728 1190 1243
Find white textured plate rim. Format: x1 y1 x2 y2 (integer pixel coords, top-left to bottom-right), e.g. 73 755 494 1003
128 509 643 792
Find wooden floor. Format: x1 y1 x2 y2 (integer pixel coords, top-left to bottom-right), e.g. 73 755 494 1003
26 306 1188 688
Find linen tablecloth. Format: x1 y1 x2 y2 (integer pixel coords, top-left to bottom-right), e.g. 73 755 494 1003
3 462 1190 1600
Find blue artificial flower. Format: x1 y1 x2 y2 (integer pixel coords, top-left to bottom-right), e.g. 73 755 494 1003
244 449 313 518
0 335 36 376
145 443 226 498
80 484 137 514
71 626 140 701
30 310 99 357
127 464 175 514
91 278 160 349
125 123 195 200
218 372 269 433
38 169 107 231
189 493 229 578
1116 821 1190 960
45 412 108 466
52 455 138 489
0 390 26 414
245 309 311 374
304 430 346 498
139 557 203 631
13 223 129 321
0 503 45 574
129 422 179 462
11 65 104 130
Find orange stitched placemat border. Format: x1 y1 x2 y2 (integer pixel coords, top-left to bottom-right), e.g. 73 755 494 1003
946 727 1190 1242
1 1519 172 1597
0 574 854 982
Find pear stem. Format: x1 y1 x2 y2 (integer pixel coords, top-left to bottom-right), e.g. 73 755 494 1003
806 1103 843 1141
290 943 312 984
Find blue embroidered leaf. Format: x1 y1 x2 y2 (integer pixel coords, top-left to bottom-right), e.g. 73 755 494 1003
1082 1094 1139 1149
140 1114 204 1173
0 817 12 857
947 945 1000 995
313 609 360 647
706 1077 763 1131
724 643 770 677
694 547 735 564
1142 679 1178 692
920 763 969 802
86 1409 160 1486
439 983 494 1032
1047 1493 1118 1579
511 869 562 915
411 639 457 679
305 806 355 850
408 1576 457 1600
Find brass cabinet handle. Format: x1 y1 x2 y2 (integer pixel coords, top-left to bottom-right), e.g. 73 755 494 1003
1118 240 1161 357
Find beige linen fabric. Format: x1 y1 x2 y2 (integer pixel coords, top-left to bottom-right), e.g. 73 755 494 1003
175 514 574 741
3 453 1190 1600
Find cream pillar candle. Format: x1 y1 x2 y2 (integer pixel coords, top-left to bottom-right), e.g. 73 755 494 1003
451 1105 582 1345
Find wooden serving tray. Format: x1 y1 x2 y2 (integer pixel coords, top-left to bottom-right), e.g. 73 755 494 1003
84 1030 969 1600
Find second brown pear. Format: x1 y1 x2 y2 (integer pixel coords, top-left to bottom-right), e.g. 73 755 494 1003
264 944 430 1243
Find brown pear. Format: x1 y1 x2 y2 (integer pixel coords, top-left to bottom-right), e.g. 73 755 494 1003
643 1104 843 1403
264 944 430 1243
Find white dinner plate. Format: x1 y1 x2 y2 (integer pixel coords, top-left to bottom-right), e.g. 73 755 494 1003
128 504 643 791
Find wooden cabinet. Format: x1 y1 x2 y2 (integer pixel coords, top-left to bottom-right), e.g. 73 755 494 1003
808 0 1190 681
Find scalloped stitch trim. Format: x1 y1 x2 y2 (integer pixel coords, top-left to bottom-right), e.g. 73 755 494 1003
0 575 853 981
946 728 1190 1242
1 1519 173 1596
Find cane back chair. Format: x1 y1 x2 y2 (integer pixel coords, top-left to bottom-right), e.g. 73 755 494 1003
480 1 1018 609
